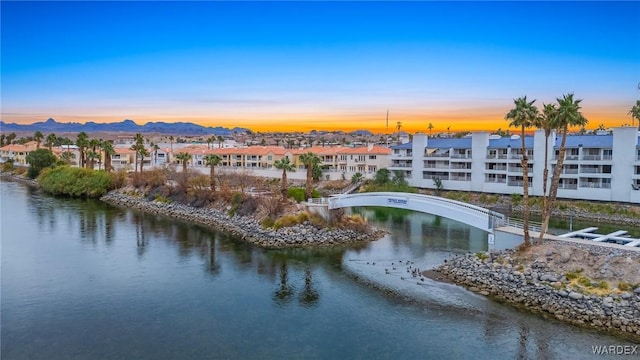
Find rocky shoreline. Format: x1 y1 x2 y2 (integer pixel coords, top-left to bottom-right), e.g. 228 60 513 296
431 242 640 341
0 172 38 187
101 190 384 249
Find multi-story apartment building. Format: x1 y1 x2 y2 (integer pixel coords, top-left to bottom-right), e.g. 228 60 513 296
174 144 391 180
390 127 639 204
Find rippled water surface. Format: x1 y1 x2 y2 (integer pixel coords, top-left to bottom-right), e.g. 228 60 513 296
1 181 635 359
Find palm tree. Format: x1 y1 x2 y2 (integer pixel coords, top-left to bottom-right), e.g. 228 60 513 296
428 123 434 137
130 133 146 172
540 93 588 240
102 140 116 172
533 103 558 242
86 150 101 169
274 157 295 198
45 133 57 151
217 135 225 148
203 154 222 191
299 152 321 200
60 151 76 165
0 134 5 147
176 152 191 174
76 132 89 168
34 131 44 149
168 135 175 158
505 96 538 247
628 100 640 130
88 139 101 169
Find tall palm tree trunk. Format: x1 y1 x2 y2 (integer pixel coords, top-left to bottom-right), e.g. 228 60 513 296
540 125 568 238
537 133 551 244
210 165 216 192
281 169 288 198
305 166 312 200
520 125 530 247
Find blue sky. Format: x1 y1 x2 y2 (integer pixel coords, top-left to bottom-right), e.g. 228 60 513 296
2 1 639 132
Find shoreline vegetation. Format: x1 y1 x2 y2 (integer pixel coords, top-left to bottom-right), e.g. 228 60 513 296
2 165 640 340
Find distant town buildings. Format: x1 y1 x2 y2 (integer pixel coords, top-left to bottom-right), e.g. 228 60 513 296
2 127 639 204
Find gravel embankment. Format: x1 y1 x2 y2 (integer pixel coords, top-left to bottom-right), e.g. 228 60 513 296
101 190 384 249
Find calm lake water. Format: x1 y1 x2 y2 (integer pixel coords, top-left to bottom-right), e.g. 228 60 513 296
1 181 636 359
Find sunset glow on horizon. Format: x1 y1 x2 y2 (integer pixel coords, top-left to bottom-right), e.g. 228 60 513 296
2 2 638 133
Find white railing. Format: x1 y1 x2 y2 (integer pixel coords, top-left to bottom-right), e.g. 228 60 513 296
499 217 543 233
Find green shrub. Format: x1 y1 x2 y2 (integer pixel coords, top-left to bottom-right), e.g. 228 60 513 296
287 187 320 202
577 276 591 287
565 271 579 280
2 159 15 171
26 148 57 179
261 217 275 228
38 166 112 198
618 281 631 291
597 281 609 290
154 194 172 203
510 193 522 205
273 212 309 229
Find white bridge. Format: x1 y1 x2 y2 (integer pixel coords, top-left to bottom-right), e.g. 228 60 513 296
321 192 505 233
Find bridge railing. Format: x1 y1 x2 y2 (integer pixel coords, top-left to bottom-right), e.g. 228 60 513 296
329 192 506 226
498 217 543 233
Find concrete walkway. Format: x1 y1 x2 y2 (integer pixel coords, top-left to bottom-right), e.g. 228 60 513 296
496 226 640 252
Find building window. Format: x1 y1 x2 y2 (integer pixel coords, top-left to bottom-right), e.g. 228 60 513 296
369 155 377 160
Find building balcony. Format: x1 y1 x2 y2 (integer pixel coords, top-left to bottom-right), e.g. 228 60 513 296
424 153 450 158
579 182 611 189
484 178 507 184
558 183 578 190
582 155 602 161
450 154 471 159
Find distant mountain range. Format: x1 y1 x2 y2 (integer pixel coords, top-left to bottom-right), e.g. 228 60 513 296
0 118 252 136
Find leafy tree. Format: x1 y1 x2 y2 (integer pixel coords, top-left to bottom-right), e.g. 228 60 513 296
203 154 222 191
299 152 321 200
38 166 112 198
351 172 364 184
0 134 5 147
33 131 44 149
26 148 56 178
6 132 17 145
540 93 587 242
392 170 407 186
274 157 295 198
628 100 640 130
312 163 323 181
505 96 538 247
375 168 391 185
433 178 443 195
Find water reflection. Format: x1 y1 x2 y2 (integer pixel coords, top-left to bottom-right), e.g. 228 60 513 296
273 262 295 306
4 181 638 360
